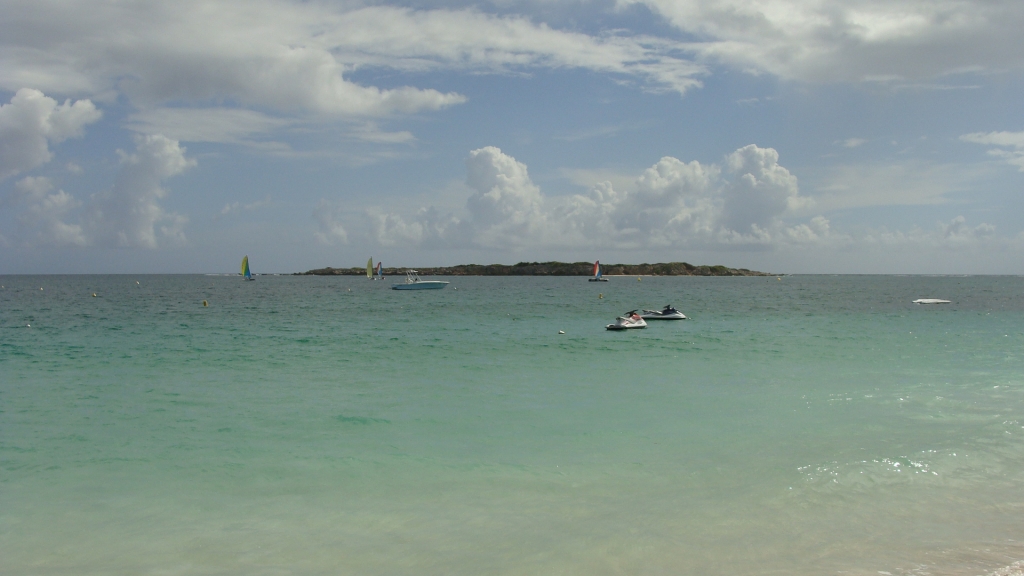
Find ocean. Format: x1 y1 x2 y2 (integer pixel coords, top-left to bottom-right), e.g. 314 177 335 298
2 274 1023 575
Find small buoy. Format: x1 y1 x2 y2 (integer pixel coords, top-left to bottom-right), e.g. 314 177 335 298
92 293 97 297
598 293 603 299
558 330 565 334
40 287 44 290
637 277 641 281
777 277 781 281
202 300 208 307
26 324 30 327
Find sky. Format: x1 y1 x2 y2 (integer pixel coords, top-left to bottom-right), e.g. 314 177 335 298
1 0 1023 274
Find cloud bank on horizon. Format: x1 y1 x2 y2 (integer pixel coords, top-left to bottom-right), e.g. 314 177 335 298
1 0 1023 273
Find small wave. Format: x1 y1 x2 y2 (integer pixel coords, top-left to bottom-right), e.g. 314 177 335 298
335 415 390 425
990 561 1024 576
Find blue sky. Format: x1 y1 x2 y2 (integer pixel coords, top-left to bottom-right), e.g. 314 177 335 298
2 0 1023 274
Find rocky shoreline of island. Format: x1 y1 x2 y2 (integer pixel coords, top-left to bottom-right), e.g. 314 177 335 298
297 261 772 277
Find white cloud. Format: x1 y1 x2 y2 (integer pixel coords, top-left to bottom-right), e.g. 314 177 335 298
84 134 195 248
623 0 1024 83
0 88 101 180
369 145 1008 258
464 146 547 247
0 0 706 146
862 216 998 249
720 144 806 233
6 176 87 246
370 206 463 248
219 195 271 217
960 130 1024 171
313 199 349 245
960 131 1024 148
125 107 291 145
348 123 415 145
373 144 824 251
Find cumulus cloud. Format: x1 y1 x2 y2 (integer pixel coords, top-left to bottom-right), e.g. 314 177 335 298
622 0 1024 83
372 144 825 251
313 199 350 245
464 146 547 247
83 134 194 248
370 205 463 248
6 176 87 246
3 134 196 249
720 145 806 233
0 88 101 180
960 130 1024 171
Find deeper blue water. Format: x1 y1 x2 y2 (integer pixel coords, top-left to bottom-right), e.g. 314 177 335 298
2 274 1024 575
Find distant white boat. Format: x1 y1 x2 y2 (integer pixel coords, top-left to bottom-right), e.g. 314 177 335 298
913 299 950 304
241 256 254 281
392 270 449 290
606 310 647 330
641 305 687 320
588 260 609 282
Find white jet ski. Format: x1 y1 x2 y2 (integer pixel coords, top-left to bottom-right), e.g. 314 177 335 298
606 310 647 330
641 305 687 320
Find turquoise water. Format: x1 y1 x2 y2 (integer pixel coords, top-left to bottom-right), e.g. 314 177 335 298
2 274 1024 575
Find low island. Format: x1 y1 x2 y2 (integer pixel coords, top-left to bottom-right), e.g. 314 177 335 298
298 261 771 277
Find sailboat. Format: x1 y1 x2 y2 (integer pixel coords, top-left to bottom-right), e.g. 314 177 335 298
375 261 384 280
588 260 608 282
366 257 374 280
241 255 254 281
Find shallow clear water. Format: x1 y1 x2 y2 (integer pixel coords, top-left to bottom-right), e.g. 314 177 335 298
2 274 1024 575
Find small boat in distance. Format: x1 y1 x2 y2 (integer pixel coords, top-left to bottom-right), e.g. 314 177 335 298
606 310 647 330
375 261 385 280
913 299 951 304
241 255 254 281
641 305 687 320
367 258 374 280
392 270 449 290
589 260 609 282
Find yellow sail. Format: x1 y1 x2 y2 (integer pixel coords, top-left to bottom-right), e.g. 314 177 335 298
241 256 249 276
366 257 373 279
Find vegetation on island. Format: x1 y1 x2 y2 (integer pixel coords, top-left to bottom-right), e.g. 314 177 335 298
297 261 771 276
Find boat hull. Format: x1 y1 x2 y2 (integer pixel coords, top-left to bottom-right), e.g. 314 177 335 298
606 315 647 330
606 322 646 330
588 278 608 282
392 281 449 290
641 311 686 320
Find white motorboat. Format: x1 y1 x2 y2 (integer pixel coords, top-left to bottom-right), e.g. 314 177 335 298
606 310 647 330
392 270 449 290
912 299 950 304
641 305 687 320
